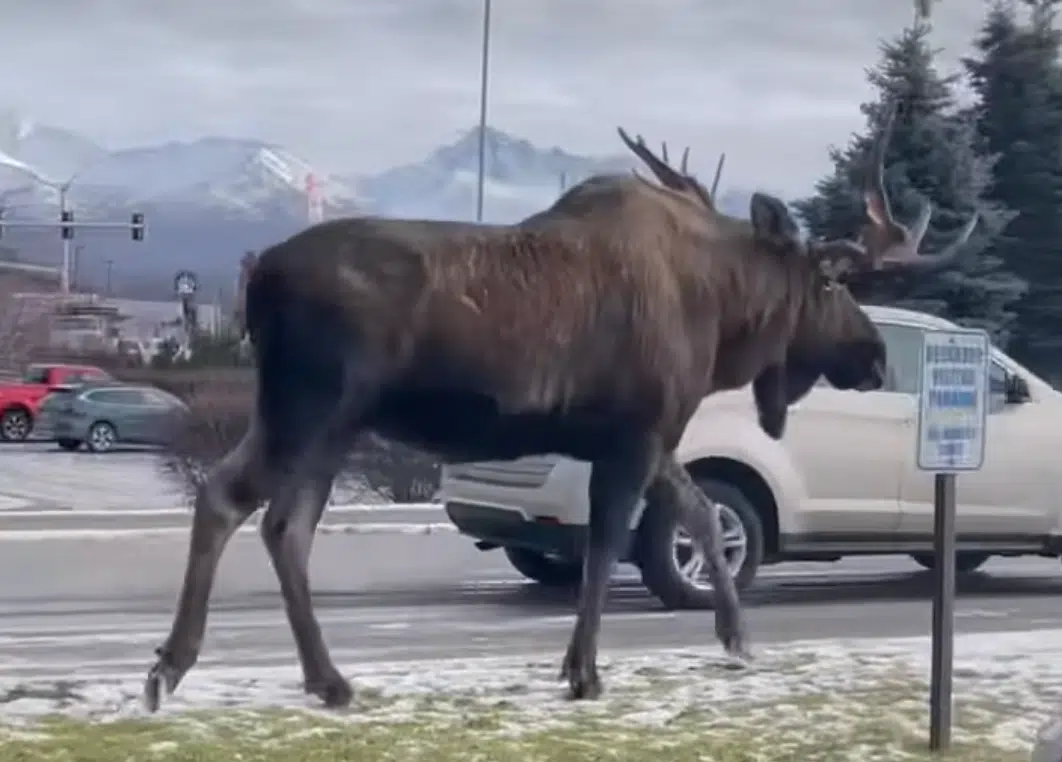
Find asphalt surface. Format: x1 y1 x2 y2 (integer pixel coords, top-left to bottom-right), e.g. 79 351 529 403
4 531 1062 683
3 441 1062 688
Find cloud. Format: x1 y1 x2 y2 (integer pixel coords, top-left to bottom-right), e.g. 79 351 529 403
0 0 989 195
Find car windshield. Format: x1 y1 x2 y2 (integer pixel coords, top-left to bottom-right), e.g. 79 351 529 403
22 366 49 384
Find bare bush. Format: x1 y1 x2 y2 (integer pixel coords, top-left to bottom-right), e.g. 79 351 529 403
348 435 441 503
161 383 251 497
160 375 441 504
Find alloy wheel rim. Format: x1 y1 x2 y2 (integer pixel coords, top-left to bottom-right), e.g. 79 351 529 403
670 502 749 590
2 414 27 439
91 426 114 451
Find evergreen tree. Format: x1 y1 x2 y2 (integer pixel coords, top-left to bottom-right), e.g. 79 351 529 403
793 24 1024 345
964 0 1062 374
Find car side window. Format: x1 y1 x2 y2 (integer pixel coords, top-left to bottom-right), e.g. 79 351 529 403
141 388 175 406
875 323 925 395
87 389 140 405
23 366 48 384
114 389 150 405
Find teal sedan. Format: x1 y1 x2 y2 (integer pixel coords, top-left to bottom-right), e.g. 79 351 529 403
36 383 189 453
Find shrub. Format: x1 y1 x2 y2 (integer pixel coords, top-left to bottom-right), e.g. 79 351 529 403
160 377 441 504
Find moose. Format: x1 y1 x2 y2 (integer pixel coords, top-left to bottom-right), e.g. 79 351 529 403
144 102 977 711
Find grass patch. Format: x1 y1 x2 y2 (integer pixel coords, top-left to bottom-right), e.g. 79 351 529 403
2 633 1056 760
0 683 1035 762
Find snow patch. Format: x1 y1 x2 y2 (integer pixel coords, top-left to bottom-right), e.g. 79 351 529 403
0 628 1057 755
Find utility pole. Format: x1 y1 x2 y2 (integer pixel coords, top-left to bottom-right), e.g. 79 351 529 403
105 259 114 297
474 0 492 223
71 244 83 291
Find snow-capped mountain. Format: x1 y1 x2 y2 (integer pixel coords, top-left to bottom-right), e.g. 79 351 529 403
355 125 755 223
0 135 361 219
356 126 641 223
73 137 361 216
0 115 759 295
0 109 107 184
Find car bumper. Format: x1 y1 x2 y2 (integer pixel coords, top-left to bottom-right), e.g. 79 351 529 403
443 500 640 562
444 499 587 557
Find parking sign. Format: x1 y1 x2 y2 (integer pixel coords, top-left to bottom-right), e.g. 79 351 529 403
916 329 990 472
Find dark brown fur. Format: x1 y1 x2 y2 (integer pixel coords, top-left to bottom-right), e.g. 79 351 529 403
144 118 973 713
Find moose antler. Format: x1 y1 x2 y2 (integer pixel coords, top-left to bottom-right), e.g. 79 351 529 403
616 127 714 210
811 100 979 278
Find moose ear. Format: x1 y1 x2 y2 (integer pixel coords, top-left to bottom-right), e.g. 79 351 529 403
750 192 800 242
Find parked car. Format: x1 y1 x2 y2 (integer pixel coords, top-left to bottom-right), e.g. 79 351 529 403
437 305 1057 609
35 382 188 453
0 363 111 442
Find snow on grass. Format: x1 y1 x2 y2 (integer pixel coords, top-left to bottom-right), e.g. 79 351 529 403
0 629 1058 760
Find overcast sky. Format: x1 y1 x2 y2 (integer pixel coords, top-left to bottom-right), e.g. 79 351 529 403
1 0 993 194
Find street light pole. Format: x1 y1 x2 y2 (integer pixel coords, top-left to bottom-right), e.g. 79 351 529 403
59 185 71 294
474 0 492 223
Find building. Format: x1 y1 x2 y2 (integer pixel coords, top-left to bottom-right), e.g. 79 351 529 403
0 260 225 367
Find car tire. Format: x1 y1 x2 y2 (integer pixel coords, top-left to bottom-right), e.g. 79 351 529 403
503 547 583 588
635 476 765 610
0 408 32 442
85 422 117 453
56 438 81 452
910 552 990 574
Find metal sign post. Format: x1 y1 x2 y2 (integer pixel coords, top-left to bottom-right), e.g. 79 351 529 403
174 270 199 359
915 328 989 753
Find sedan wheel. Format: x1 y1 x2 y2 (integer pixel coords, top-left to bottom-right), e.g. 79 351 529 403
86 422 117 453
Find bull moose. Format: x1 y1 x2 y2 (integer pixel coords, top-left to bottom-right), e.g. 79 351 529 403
144 103 977 711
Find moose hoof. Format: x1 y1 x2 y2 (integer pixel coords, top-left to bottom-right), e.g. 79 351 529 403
559 655 602 701
143 656 183 713
723 639 754 670
305 673 354 709
564 668 603 701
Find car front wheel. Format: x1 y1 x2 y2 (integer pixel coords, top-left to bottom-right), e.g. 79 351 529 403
635 476 765 610
503 547 583 588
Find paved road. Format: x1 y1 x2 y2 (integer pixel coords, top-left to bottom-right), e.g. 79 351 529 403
3 531 1061 683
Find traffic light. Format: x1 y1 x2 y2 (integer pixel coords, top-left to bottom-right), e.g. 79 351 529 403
60 209 74 240
131 212 144 241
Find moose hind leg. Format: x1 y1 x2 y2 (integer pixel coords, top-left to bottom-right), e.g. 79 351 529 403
652 456 751 662
260 451 347 706
144 423 266 712
561 441 657 700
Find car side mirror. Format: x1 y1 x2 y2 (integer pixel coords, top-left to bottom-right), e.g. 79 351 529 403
1005 373 1031 405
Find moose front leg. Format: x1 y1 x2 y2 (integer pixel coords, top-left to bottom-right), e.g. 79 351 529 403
650 456 751 662
561 440 658 699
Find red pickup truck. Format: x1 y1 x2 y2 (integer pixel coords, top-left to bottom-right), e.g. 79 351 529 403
0 363 111 441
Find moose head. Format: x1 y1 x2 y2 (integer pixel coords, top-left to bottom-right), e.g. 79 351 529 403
613 107 979 440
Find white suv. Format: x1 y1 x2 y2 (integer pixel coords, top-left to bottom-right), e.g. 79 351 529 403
438 306 1062 608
